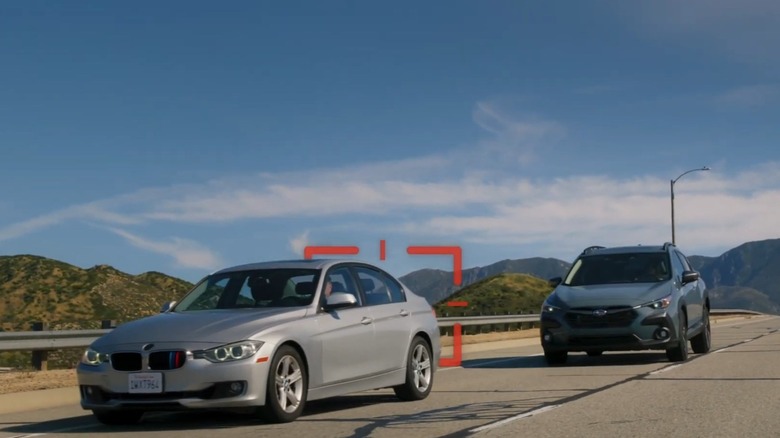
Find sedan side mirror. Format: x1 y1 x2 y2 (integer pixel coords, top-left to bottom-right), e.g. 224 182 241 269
324 292 358 310
160 301 177 313
681 271 700 285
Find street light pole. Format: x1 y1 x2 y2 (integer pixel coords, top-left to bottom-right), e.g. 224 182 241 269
670 166 710 244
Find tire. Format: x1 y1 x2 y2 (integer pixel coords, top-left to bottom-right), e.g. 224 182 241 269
544 349 567 366
394 336 434 401
666 312 689 362
259 345 307 423
586 350 603 357
92 410 144 425
691 307 712 354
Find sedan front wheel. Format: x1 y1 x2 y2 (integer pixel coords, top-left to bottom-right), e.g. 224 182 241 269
259 345 308 423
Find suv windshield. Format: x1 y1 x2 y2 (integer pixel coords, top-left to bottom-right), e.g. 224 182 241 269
175 268 320 311
563 252 671 286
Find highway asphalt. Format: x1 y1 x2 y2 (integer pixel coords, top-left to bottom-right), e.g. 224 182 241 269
0 315 776 437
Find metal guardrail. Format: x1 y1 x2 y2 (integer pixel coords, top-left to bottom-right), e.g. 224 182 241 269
0 308 765 364
437 314 539 327
0 329 110 352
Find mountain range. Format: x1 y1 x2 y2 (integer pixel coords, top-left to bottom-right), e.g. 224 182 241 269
399 238 780 314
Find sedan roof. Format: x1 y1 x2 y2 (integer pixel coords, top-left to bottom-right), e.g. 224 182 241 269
213 258 362 274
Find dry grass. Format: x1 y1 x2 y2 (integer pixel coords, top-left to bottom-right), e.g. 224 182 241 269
0 369 76 395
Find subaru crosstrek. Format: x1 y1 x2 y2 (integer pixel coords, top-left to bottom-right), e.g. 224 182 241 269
540 243 711 365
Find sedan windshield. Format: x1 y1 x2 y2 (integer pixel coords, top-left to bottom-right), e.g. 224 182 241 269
564 253 672 286
175 268 320 311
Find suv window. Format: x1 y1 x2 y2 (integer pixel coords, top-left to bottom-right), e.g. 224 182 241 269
564 252 672 286
674 250 693 272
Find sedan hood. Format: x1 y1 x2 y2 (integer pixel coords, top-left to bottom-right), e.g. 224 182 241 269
553 281 672 308
92 308 308 349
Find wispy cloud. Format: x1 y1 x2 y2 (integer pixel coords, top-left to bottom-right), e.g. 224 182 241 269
714 84 780 108
621 0 780 64
472 101 565 166
289 230 311 257
574 84 624 95
1 102 779 265
108 228 223 270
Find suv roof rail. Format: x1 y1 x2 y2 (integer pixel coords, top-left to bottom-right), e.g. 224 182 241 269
581 245 606 255
662 242 675 251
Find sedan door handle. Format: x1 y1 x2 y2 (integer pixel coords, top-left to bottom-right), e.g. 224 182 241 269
361 317 373 325
399 310 410 317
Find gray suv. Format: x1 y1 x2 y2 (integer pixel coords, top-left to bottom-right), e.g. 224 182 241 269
540 243 711 365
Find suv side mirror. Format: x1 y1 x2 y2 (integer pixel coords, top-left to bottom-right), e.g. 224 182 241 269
160 301 176 313
548 277 562 287
681 271 700 285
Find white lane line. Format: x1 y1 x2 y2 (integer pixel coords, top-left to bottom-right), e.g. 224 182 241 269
469 404 561 433
744 338 755 342
649 364 683 375
714 347 731 353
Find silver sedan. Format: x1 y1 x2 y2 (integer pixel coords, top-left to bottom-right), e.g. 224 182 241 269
77 259 441 424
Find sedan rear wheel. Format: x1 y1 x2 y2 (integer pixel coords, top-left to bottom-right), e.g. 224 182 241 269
394 336 433 401
259 345 307 423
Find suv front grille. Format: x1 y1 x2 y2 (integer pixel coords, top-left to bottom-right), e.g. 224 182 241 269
566 306 637 328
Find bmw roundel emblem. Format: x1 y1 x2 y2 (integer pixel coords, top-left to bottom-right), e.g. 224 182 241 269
592 309 608 317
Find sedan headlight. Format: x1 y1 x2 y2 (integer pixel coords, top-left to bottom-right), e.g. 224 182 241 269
635 294 672 310
194 340 264 363
81 348 110 366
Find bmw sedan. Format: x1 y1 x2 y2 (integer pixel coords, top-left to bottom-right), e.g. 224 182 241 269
77 259 441 424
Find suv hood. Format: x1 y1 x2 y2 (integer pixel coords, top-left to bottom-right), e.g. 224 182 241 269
553 282 672 308
91 308 307 349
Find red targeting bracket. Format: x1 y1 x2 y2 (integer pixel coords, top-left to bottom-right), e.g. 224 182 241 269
406 245 462 286
439 323 463 367
303 245 360 259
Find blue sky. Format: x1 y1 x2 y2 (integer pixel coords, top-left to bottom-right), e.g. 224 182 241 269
2 1 779 283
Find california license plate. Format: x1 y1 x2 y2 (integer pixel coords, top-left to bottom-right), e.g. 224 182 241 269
128 373 163 393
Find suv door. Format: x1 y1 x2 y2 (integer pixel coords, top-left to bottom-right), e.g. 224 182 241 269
672 250 704 327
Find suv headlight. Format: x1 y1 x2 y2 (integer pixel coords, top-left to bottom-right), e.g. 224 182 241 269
542 294 564 313
635 294 672 310
81 348 110 366
542 303 560 313
194 340 264 363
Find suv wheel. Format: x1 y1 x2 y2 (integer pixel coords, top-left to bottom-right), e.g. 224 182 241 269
690 307 711 354
544 349 567 366
666 312 689 362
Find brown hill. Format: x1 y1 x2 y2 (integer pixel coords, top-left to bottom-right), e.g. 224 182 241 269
0 255 194 332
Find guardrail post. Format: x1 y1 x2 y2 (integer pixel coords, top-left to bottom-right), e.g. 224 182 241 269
101 320 116 329
31 322 49 371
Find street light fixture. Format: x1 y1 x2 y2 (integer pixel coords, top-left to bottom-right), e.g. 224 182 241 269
670 166 710 244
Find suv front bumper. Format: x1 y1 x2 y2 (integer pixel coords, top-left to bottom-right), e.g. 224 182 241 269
540 308 681 353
